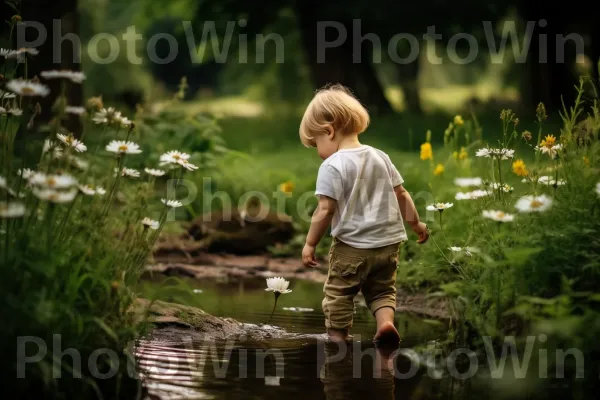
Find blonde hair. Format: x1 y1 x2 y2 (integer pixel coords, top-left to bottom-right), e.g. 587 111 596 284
299 84 370 147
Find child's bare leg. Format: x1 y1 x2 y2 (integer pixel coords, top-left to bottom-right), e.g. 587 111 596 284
373 307 400 342
327 328 349 342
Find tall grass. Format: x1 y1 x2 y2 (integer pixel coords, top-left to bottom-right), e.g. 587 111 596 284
0 41 216 398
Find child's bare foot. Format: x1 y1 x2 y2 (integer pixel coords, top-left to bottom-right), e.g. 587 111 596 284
373 321 400 344
327 328 349 342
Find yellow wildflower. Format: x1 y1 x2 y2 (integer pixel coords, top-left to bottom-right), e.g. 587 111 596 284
583 156 590 166
420 142 433 160
453 115 464 126
278 181 294 194
459 147 468 160
512 159 528 177
540 134 556 149
433 164 445 176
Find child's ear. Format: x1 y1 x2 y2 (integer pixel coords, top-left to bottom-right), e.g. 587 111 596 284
325 124 335 140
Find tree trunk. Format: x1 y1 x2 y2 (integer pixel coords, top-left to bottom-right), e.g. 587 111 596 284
397 60 422 114
21 0 82 134
521 4 578 115
293 0 394 115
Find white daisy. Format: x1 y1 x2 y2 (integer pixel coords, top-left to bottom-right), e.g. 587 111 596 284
0 201 26 218
265 277 292 294
448 246 463 252
515 194 553 213
490 182 514 192
482 210 515 222
6 80 50 97
114 168 140 178
476 148 514 160
17 168 34 180
159 150 190 165
455 190 490 200
78 184 97 196
537 176 566 186
144 168 166 177
141 217 159 230
4 48 39 58
29 173 77 189
92 107 122 125
161 199 182 208
0 107 5 114
32 188 78 203
454 177 482 187
117 116 132 128
176 158 199 171
40 70 86 83
56 133 87 152
105 140 142 155
65 106 86 115
426 202 453 212
42 140 63 157
96 186 107 195
8 108 22 116
535 144 562 159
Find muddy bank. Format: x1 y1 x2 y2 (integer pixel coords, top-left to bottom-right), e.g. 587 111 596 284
144 253 452 320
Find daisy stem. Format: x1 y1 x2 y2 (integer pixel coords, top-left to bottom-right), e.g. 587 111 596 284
267 294 280 325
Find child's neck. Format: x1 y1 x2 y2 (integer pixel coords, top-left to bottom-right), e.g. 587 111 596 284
337 135 362 150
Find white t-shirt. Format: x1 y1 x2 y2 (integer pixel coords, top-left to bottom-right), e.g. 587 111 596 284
315 144 408 248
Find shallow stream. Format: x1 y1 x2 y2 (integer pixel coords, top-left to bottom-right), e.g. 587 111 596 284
134 276 545 400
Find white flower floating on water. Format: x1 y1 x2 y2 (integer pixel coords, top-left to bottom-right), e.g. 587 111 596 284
56 133 87 152
0 201 25 218
265 277 292 325
476 148 515 160
106 140 142 155
161 199 183 208
515 194 553 213
6 79 50 97
282 307 314 312
266 277 292 294
455 190 490 200
141 217 159 230
426 202 453 212
537 176 566 186
454 177 482 187
482 210 515 222
144 168 166 177
32 188 78 203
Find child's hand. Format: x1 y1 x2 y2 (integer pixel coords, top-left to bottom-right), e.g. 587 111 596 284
302 244 318 267
411 222 429 244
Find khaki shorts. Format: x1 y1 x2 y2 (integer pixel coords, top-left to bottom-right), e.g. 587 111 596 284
322 237 401 330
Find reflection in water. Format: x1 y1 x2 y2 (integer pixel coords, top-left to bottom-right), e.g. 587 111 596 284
135 336 465 400
136 276 460 399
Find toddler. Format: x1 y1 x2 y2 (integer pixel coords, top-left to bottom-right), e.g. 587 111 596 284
299 84 429 344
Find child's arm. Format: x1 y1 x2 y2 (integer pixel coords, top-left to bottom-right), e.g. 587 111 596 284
394 184 429 244
302 195 337 267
